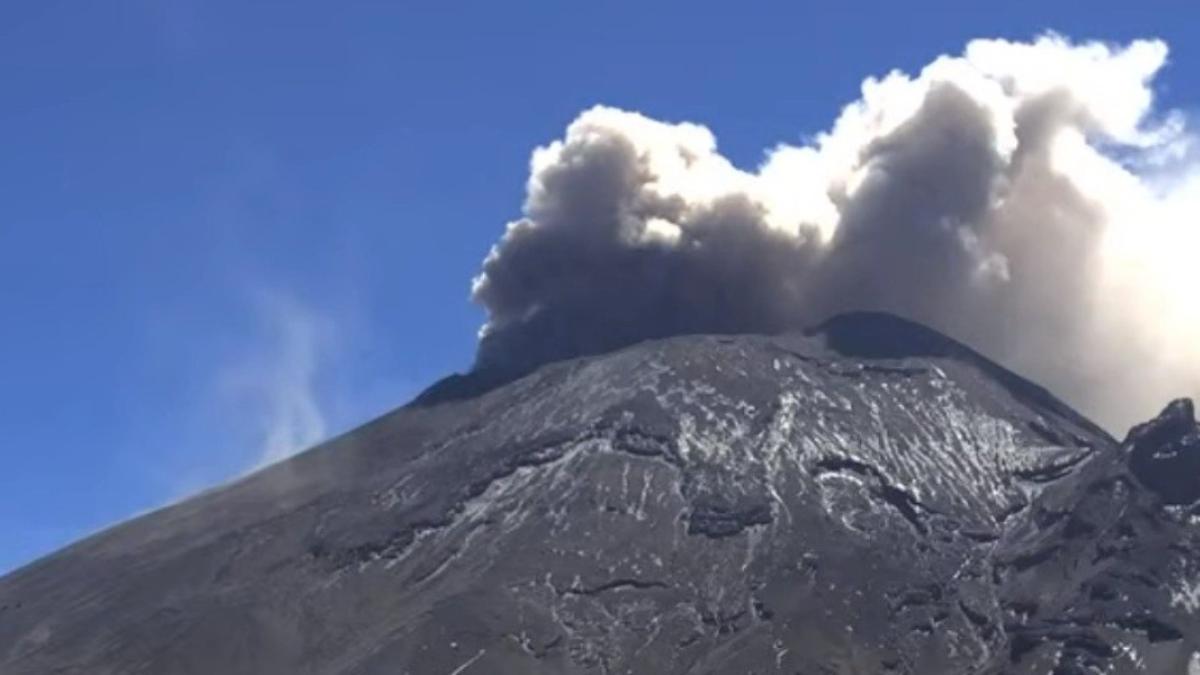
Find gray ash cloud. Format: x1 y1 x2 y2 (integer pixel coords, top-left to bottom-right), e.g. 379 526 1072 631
471 34 1200 433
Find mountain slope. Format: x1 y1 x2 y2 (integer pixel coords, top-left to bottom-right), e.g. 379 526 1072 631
1 313 1196 674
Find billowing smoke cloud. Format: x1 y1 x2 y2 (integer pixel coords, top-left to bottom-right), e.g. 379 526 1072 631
471 34 1200 434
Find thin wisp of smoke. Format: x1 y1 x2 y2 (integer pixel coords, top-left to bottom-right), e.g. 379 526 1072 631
471 34 1200 434
218 292 329 465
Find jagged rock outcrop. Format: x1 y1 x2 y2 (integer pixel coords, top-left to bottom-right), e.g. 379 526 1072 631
992 396 1200 674
0 313 1197 674
1128 399 1200 505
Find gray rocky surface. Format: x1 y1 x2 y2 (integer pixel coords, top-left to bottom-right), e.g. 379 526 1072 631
2 313 1198 674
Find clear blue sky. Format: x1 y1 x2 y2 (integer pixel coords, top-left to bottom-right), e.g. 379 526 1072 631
2 2 1197 574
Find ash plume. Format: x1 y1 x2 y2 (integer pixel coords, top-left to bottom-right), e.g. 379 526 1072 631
471 34 1200 433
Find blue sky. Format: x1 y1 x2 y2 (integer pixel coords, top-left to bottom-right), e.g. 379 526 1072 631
2 2 1197 574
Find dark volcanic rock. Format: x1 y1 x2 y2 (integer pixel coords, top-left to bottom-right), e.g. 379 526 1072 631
1128 398 1200 505
987 396 1200 674
1 313 1197 674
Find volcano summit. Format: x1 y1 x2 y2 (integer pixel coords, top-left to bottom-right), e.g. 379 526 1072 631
2 313 1200 674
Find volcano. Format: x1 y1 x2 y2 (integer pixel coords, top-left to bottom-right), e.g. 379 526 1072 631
2 313 1199 674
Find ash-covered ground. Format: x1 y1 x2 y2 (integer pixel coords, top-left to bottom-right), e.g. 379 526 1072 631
2 313 1199 674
